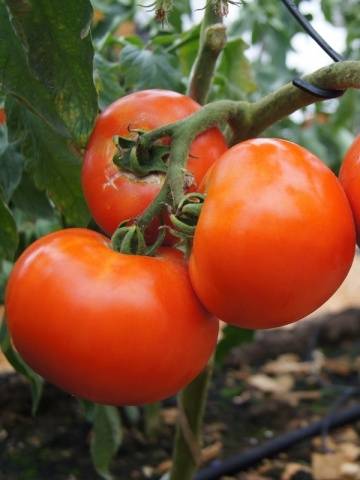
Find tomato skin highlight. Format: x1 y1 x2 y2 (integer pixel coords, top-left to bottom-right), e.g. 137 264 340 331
5 229 218 405
339 135 360 243
82 89 227 237
190 138 356 330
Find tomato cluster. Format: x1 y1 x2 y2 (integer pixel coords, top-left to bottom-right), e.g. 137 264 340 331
5 90 358 406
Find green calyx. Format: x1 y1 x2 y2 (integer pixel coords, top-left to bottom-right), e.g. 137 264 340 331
170 192 205 239
111 221 166 256
113 133 170 177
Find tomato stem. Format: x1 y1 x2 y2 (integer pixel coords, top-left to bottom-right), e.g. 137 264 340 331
137 60 360 236
187 1 226 104
169 359 214 480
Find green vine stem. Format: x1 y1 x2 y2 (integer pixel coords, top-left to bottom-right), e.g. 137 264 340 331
137 59 360 218
169 359 214 480
187 1 226 104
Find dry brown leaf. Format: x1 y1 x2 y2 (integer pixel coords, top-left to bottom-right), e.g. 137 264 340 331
248 373 294 394
312 452 349 480
282 462 311 480
233 391 252 406
312 435 338 451
324 356 352 376
0 305 4 319
281 390 321 407
263 354 312 375
155 442 222 475
201 441 223 464
0 355 13 374
160 407 178 425
238 474 272 480
142 466 154 478
335 427 360 444
340 462 360 479
338 443 360 462
155 459 172 476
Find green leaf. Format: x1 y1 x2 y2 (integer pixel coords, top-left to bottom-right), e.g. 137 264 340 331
0 196 18 260
90 405 123 480
215 326 254 365
79 398 97 422
0 126 24 202
94 53 125 110
0 260 12 303
0 1 69 138
6 98 90 226
123 406 140 425
4 0 98 146
0 316 43 415
120 43 184 91
214 37 257 100
12 172 54 220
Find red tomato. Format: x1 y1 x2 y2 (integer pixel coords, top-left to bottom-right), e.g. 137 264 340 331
82 90 227 237
5 229 218 405
339 135 360 242
0 109 6 124
190 138 355 329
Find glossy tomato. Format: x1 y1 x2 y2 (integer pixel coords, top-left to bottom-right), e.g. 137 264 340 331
5 229 218 405
82 90 227 237
190 138 355 329
339 135 360 242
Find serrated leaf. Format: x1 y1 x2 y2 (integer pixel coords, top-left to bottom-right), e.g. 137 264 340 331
0 316 43 415
120 43 183 91
90 405 123 480
6 98 90 226
215 326 254 365
0 1 69 138
5 0 98 146
0 196 18 260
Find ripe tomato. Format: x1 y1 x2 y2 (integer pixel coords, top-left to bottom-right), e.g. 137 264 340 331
0 108 6 124
5 229 218 405
339 135 360 242
190 138 355 329
82 90 227 237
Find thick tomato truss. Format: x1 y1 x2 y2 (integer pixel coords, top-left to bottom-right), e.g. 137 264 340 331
190 138 356 329
82 90 227 238
5 229 219 406
339 135 360 243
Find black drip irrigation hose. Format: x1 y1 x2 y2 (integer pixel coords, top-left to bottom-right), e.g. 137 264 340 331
194 404 360 480
280 0 343 62
280 0 345 98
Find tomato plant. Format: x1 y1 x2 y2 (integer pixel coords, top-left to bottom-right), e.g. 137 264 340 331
339 135 360 242
82 89 227 237
1 1 360 479
5 228 218 406
189 138 356 329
